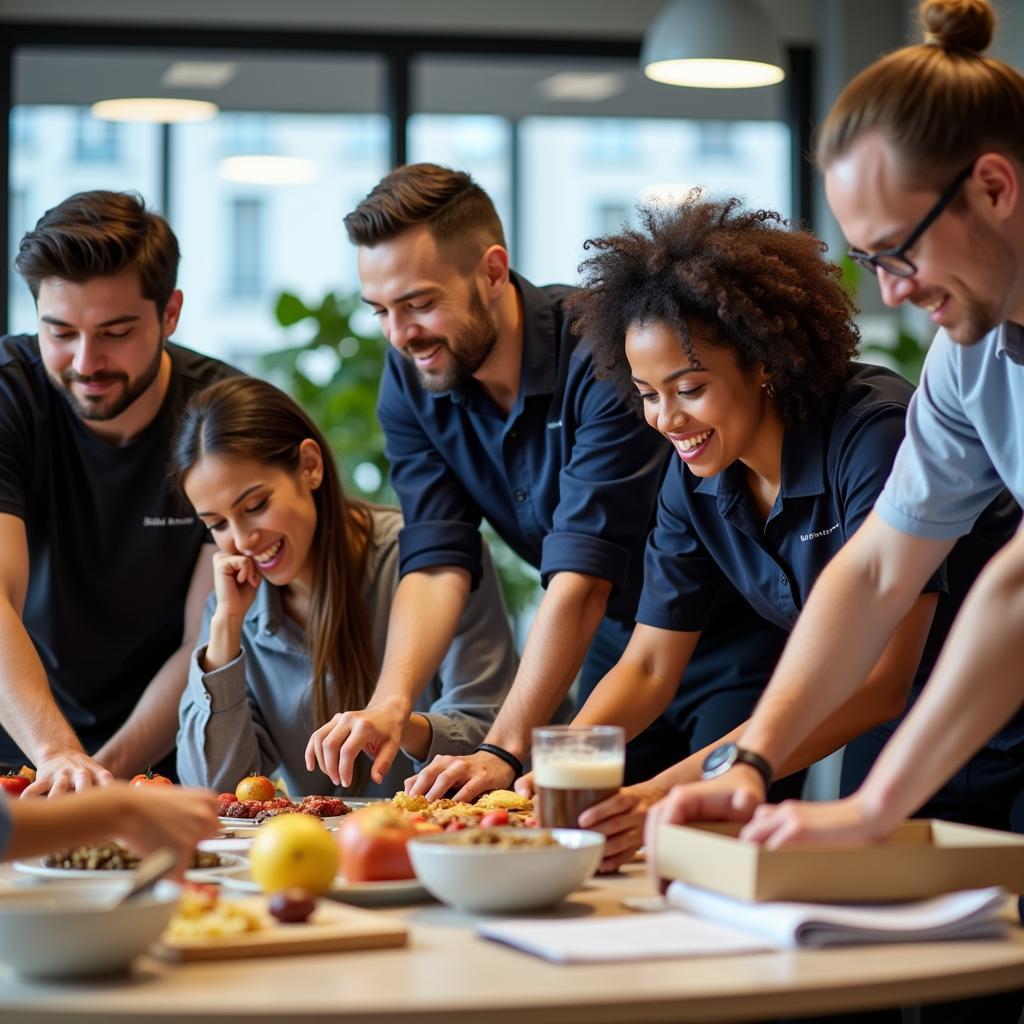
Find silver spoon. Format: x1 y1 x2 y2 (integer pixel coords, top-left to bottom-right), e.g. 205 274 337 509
114 847 179 906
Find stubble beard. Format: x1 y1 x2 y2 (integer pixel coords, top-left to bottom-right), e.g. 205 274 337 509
412 294 500 393
946 219 1015 347
57 335 166 421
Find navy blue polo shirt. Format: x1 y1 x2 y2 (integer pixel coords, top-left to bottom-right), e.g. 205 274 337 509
637 361 1024 749
377 271 671 623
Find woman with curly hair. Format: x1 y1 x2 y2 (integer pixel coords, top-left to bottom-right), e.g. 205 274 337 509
529 195 1017 875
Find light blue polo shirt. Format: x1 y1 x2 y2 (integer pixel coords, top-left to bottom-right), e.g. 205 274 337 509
877 321 1024 538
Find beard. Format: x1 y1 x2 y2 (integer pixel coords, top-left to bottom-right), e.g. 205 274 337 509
407 290 499 393
56 335 166 422
945 219 1015 346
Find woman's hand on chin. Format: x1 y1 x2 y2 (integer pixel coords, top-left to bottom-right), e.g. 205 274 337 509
211 551 262 619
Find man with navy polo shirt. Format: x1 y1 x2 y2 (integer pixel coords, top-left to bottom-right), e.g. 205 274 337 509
310 163 786 799
0 191 236 795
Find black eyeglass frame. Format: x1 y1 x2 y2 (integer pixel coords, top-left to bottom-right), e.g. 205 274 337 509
847 160 976 278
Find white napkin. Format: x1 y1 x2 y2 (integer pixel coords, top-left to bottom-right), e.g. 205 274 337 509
477 911 771 963
662 882 1010 949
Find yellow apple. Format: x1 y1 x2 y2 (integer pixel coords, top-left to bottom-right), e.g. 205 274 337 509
249 814 338 896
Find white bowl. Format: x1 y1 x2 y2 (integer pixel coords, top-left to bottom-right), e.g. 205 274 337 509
0 879 180 978
408 828 604 913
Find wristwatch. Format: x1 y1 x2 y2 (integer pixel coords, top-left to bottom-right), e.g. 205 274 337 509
701 742 773 791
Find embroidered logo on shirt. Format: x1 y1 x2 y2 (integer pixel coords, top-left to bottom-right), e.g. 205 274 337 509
800 522 840 542
142 516 196 527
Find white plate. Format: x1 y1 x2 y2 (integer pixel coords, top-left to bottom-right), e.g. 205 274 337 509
216 866 430 907
218 813 348 830
13 852 248 883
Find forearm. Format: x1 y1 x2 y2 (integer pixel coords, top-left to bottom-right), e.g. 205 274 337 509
487 573 611 758
94 643 193 779
6 788 133 860
400 714 433 762
742 530 926 771
0 599 82 762
373 568 471 714
573 626 698 741
859 540 1024 827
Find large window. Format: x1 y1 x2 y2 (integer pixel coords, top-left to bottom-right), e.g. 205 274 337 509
8 48 389 366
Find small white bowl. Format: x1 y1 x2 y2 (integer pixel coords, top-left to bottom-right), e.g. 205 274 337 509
0 879 180 978
408 828 604 913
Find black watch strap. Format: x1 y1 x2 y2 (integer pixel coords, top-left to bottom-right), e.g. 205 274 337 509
702 743 773 791
734 748 773 791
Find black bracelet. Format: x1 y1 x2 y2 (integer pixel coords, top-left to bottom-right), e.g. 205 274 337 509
476 743 524 779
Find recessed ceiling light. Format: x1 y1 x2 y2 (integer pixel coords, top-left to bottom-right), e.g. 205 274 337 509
91 98 219 123
219 155 319 185
537 72 626 102
161 62 238 89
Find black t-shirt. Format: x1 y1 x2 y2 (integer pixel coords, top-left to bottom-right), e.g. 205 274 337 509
0 334 237 761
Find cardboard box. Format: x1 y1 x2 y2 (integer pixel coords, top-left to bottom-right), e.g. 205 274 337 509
655 819 1024 903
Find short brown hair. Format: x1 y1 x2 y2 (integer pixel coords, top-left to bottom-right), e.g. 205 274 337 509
15 190 180 314
344 163 506 262
570 196 860 428
817 0 1024 186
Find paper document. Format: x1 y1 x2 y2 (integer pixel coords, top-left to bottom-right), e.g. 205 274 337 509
478 911 772 963
663 882 1009 948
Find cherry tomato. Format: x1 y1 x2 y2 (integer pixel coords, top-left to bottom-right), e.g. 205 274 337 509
130 768 173 787
234 774 275 802
480 809 509 828
336 805 418 882
444 821 466 832
0 773 29 796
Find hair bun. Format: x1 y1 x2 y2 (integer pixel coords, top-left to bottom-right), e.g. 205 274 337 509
919 0 994 53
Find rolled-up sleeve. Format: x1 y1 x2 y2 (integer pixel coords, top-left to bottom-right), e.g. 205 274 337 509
176 598 281 792
877 334 1007 540
636 463 724 632
541 366 668 593
378 353 483 584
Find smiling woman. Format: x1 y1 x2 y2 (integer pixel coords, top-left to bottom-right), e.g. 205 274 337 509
170 376 519 799
536 193 1021 878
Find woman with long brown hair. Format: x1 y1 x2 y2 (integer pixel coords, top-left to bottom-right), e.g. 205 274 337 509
171 376 517 796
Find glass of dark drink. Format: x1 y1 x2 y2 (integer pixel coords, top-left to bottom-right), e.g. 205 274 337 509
532 725 625 829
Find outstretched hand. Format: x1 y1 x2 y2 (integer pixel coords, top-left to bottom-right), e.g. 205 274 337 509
405 750 515 803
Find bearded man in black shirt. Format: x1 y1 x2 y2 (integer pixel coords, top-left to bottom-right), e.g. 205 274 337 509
0 190 236 795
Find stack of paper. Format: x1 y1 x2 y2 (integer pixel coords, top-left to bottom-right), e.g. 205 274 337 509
477 911 771 963
664 882 1010 948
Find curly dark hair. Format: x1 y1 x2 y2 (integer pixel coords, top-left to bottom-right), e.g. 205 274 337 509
568 195 861 427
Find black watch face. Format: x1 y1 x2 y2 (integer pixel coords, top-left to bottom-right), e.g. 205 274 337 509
703 742 738 776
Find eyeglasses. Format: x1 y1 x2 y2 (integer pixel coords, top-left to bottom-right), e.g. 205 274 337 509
847 161 976 279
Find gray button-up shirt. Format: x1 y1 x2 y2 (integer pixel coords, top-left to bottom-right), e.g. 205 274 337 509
177 506 519 798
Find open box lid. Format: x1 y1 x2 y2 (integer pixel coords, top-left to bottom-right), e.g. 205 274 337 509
654 820 1024 903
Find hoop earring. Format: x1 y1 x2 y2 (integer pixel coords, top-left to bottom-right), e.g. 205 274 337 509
762 381 776 400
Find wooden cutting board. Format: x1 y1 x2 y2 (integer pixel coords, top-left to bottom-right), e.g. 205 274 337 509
156 898 408 962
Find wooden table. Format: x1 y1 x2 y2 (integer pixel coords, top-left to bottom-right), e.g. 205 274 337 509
2 864 1024 1023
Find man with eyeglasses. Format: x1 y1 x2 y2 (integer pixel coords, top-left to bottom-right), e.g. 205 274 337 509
646 0 1024 928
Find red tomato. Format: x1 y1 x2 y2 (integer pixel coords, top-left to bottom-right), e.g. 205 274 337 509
444 821 466 832
480 809 509 828
0 773 29 796
130 768 173 787
234 774 275 802
336 805 419 882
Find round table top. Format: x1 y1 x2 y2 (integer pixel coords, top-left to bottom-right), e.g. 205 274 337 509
2 864 1024 1023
